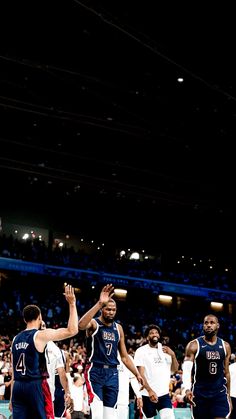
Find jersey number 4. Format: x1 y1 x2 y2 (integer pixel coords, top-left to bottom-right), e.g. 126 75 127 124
16 353 26 375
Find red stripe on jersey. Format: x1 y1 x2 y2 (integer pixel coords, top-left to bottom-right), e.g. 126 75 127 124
42 378 54 419
84 363 94 404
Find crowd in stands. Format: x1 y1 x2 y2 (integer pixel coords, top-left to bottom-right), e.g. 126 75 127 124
0 233 235 291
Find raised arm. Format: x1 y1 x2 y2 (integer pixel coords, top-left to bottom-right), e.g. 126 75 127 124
35 285 78 352
78 284 114 331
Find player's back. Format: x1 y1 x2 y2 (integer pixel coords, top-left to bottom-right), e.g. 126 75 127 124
12 329 45 380
11 329 52 419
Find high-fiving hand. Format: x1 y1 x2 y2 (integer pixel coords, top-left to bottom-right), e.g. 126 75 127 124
99 284 114 305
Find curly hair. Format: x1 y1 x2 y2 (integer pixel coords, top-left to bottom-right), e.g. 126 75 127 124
144 324 162 338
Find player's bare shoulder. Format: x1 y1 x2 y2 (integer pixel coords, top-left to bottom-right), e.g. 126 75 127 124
84 318 97 337
117 323 124 336
185 338 198 356
223 340 231 355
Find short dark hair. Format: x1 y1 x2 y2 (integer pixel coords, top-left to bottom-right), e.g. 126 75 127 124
23 305 41 322
204 314 219 323
102 298 116 308
144 324 162 338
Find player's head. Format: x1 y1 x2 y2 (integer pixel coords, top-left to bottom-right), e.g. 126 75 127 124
144 324 162 346
203 314 219 338
101 298 117 322
23 304 42 328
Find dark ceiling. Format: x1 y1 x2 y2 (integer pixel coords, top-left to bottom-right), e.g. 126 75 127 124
0 1 235 254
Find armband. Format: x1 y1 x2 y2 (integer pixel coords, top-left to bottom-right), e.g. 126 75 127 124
182 360 193 391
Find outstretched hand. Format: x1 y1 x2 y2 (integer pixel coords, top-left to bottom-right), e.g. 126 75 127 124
63 284 76 305
99 284 114 305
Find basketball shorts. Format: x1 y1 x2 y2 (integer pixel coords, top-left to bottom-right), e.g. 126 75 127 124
88 364 119 408
142 393 172 418
192 391 231 419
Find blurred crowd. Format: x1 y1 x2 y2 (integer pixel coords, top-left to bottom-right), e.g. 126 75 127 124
0 233 235 290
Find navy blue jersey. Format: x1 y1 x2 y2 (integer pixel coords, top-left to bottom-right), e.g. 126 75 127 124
12 329 47 381
193 336 227 397
87 318 120 366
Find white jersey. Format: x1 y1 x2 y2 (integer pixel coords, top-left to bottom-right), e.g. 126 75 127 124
45 340 64 401
229 362 236 397
134 342 172 397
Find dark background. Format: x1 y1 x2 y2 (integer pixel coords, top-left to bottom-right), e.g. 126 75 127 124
0 2 235 257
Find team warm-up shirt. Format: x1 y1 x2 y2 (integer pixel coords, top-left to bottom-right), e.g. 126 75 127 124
193 336 227 397
45 340 64 401
134 342 172 397
87 318 120 366
12 329 47 380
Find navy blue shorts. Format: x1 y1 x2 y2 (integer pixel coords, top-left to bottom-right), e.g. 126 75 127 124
12 379 48 419
192 392 231 419
88 364 119 408
54 386 65 417
142 393 172 418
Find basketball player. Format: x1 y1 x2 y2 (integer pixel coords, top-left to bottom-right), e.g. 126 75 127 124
182 314 231 419
10 284 78 419
134 324 178 419
78 284 143 419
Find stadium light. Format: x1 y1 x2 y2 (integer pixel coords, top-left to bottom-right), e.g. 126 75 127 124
158 295 172 302
114 288 127 300
210 302 223 310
